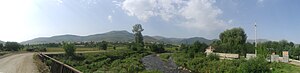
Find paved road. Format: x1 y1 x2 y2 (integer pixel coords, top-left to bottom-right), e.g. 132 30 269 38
0 53 38 73
289 59 300 66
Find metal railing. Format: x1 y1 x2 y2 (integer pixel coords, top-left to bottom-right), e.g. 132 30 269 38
38 53 82 73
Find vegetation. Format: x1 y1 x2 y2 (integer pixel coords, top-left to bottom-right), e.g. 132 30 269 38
212 28 248 56
62 42 76 57
32 27 300 73
149 43 165 53
46 47 98 52
52 49 151 73
33 54 50 73
132 24 144 47
97 41 108 50
0 43 3 51
4 42 22 51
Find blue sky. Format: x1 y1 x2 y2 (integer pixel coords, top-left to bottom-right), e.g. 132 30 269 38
0 0 299 43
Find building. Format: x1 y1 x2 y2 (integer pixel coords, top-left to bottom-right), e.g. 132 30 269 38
205 46 239 59
271 51 289 63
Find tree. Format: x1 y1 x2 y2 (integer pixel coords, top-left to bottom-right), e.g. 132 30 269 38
291 47 300 60
62 42 76 57
191 41 208 53
149 43 165 53
132 24 144 47
131 24 145 52
0 43 3 51
4 42 21 51
98 41 108 50
219 28 247 55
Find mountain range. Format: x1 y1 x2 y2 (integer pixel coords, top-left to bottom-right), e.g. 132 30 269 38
21 30 214 45
21 30 269 45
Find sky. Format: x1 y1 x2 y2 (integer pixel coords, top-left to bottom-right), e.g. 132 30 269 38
0 0 299 43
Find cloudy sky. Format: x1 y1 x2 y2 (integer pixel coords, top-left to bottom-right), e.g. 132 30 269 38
0 0 299 43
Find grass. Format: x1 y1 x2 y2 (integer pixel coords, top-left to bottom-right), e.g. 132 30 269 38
271 62 300 73
158 53 172 62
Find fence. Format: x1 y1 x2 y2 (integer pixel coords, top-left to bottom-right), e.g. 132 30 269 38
38 53 82 73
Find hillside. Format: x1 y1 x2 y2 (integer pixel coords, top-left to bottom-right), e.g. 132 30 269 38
21 30 213 45
0 40 4 43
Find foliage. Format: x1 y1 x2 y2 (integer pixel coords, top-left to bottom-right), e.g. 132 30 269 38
149 43 165 53
172 52 273 73
207 53 220 61
158 53 172 62
190 41 208 53
132 24 144 47
52 49 151 73
238 58 270 73
290 47 300 60
218 28 247 56
270 62 300 73
62 42 76 57
179 41 208 58
4 42 22 51
97 41 108 50
128 43 145 52
0 43 3 51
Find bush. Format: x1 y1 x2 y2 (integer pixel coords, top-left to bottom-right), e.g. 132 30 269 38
238 58 270 73
207 53 220 61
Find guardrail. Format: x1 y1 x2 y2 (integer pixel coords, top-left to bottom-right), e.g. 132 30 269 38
38 53 82 73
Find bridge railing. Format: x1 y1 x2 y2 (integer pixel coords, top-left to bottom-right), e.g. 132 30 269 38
38 53 82 73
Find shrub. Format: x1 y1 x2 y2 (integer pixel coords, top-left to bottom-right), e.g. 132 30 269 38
207 53 220 61
238 58 270 73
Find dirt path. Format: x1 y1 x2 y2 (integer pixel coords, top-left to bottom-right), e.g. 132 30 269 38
0 53 38 73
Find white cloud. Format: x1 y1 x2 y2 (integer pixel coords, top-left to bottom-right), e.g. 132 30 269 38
56 0 63 5
257 0 265 6
119 0 228 33
257 0 264 3
108 15 112 23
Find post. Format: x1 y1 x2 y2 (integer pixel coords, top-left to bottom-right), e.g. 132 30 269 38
254 22 257 55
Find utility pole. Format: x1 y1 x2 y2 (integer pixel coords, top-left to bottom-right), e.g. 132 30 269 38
254 22 257 55
255 22 257 47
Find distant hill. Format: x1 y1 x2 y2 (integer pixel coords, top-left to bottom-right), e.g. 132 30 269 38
247 39 270 43
179 37 213 44
0 40 4 43
21 30 214 45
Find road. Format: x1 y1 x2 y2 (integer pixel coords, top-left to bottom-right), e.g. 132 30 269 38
0 53 38 73
289 59 300 66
